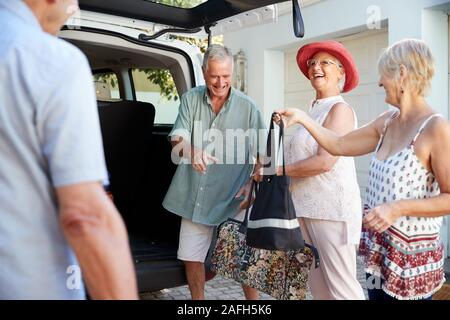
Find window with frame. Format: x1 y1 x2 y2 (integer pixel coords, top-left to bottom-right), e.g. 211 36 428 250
131 68 180 124
143 0 207 9
93 71 121 100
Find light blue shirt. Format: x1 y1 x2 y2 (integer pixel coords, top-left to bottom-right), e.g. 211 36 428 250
0 0 107 299
163 86 265 226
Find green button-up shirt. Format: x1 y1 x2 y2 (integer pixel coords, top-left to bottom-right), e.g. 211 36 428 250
163 86 266 226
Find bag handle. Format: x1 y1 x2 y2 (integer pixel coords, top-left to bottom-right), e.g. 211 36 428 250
265 112 286 176
239 179 255 233
305 243 320 269
240 112 285 233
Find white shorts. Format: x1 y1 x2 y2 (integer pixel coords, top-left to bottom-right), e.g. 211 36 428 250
177 211 246 263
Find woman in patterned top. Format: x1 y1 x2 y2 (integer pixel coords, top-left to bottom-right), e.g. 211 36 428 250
274 38 450 300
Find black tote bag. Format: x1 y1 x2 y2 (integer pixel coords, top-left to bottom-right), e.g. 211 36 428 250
246 113 305 251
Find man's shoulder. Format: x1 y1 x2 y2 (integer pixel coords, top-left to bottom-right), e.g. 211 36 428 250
31 33 88 73
231 88 260 112
3 20 88 76
14 32 90 102
183 85 207 99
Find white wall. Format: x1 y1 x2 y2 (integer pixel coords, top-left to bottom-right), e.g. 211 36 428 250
224 0 449 122
443 14 450 258
422 9 449 118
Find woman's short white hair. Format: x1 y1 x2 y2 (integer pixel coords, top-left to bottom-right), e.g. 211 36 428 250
202 44 234 71
378 39 435 96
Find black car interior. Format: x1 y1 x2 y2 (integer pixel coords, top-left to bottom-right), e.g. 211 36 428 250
96 99 185 291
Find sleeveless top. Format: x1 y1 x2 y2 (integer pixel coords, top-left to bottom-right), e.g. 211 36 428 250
286 95 362 245
359 112 445 300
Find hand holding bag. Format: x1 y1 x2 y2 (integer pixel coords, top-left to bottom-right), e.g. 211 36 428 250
246 113 305 251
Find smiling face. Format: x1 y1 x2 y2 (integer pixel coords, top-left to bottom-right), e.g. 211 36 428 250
307 52 344 94
203 58 233 100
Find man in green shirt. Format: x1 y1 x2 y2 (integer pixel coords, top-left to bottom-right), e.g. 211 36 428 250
163 44 265 300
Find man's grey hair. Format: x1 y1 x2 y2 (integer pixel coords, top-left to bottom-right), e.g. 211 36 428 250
202 44 234 71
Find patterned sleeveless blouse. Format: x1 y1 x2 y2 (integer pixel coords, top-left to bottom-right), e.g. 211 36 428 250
359 112 445 300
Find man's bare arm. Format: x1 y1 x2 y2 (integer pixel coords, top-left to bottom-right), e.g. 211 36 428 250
57 182 138 300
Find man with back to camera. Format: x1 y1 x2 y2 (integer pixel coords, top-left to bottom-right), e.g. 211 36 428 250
0 0 138 299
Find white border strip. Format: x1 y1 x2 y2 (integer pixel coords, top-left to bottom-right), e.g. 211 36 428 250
248 218 299 229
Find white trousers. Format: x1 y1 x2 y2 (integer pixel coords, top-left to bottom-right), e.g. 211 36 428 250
299 217 365 300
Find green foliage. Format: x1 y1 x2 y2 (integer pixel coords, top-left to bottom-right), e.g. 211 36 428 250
140 33 223 100
94 1 225 102
137 68 179 101
170 35 208 53
140 1 224 100
150 0 205 9
93 73 118 89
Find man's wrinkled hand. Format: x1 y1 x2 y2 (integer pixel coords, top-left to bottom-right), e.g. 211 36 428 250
235 182 253 210
190 147 218 174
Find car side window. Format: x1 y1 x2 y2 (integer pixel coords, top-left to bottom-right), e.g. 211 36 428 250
130 68 179 125
93 71 121 100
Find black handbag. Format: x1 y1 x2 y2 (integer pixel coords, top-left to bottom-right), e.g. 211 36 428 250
246 113 305 251
211 150 320 299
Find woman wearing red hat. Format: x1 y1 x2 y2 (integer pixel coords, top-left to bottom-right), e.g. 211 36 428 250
273 40 365 299
275 39 450 300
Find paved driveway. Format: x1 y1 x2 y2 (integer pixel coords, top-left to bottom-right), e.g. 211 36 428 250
141 257 368 300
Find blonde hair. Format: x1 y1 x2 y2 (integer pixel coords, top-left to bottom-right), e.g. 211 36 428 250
378 39 435 96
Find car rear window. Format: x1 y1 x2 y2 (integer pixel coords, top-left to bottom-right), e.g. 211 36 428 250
93 71 121 101
144 0 207 9
130 68 180 125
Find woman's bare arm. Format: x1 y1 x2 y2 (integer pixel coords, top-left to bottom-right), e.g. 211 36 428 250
275 108 395 157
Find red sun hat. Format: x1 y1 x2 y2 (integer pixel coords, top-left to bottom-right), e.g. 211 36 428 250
296 40 359 93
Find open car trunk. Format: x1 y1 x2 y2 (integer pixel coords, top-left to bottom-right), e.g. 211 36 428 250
97 99 185 292
63 31 193 292
62 0 306 293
